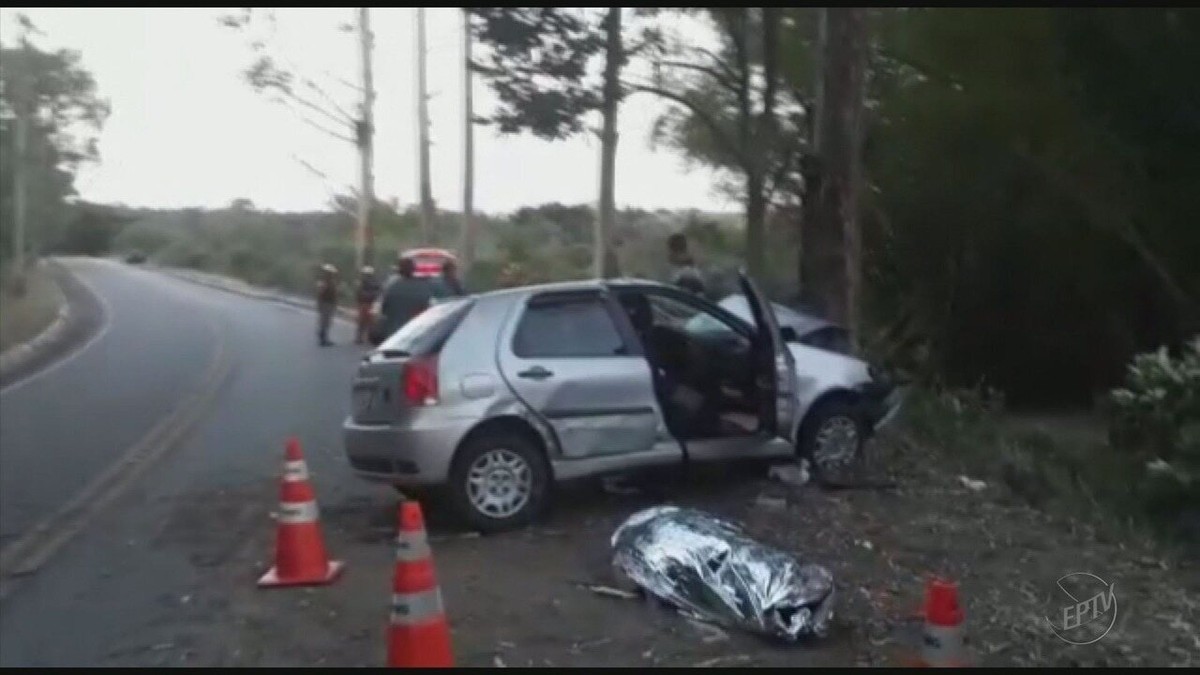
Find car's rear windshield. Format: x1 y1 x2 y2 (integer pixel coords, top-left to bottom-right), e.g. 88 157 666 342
377 297 473 357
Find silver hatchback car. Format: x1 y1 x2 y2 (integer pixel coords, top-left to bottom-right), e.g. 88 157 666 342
344 273 901 532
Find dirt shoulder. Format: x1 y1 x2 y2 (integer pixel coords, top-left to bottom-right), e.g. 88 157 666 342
102 430 1200 667
0 261 64 353
0 259 106 390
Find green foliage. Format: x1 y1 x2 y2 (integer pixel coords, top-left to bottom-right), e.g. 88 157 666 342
55 204 130 256
1108 338 1200 463
103 201 745 302
863 8 1200 406
0 31 109 260
1105 338 1200 527
645 8 809 278
468 8 605 140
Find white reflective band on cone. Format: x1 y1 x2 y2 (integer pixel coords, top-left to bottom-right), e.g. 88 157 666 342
390 588 444 625
394 531 431 562
278 500 320 524
283 460 310 482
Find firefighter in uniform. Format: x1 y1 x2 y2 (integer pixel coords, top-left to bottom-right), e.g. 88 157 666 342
315 263 339 346
354 265 382 345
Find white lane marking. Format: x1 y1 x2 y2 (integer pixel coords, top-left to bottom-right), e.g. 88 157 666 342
0 259 115 398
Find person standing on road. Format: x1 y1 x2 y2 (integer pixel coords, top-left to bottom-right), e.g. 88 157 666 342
354 266 382 345
667 233 707 297
376 257 432 343
437 259 465 299
315 263 339 347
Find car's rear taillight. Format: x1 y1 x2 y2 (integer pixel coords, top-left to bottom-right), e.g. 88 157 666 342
402 355 439 406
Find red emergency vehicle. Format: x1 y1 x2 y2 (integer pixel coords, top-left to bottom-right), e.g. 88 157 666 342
399 248 457 278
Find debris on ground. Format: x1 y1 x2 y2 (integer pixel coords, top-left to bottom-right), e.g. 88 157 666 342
754 494 788 511
693 653 753 667
768 461 810 487
601 476 643 496
957 475 988 492
611 506 835 641
577 583 639 600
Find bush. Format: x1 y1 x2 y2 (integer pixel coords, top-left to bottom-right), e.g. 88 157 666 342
1107 337 1200 523
1107 337 1200 461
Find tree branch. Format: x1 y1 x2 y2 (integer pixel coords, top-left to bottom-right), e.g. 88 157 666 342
285 87 355 128
624 79 747 167
655 60 739 93
276 97 356 144
876 46 967 94
1014 148 1197 313
692 45 742 85
299 75 356 122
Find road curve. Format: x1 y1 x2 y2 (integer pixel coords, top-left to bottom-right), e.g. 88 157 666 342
0 259 372 666
0 258 220 549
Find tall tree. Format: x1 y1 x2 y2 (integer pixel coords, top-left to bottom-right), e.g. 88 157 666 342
637 8 807 279
459 8 477 272
220 8 377 271
0 15 109 283
595 8 622 279
469 8 657 278
416 7 436 245
357 8 376 272
802 8 869 340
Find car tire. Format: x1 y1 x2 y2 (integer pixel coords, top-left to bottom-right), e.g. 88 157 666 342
447 431 551 533
798 399 866 480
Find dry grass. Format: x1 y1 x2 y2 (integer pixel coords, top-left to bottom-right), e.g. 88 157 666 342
0 262 65 353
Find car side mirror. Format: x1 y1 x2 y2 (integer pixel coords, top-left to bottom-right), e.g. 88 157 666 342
780 326 799 342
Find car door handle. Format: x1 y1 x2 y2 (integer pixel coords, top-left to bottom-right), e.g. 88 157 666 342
517 366 553 380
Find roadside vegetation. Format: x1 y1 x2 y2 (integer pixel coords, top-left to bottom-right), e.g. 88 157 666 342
0 261 63 353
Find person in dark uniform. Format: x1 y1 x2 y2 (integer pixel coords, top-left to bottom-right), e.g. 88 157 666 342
376 257 432 341
354 265 382 345
438 259 465 298
315 263 339 346
666 232 707 297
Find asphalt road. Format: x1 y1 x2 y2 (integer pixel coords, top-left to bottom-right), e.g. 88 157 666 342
0 258 372 666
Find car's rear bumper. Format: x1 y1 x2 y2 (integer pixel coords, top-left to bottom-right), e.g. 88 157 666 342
342 417 467 486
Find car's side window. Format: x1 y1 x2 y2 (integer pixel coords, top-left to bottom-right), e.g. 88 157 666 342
513 296 627 358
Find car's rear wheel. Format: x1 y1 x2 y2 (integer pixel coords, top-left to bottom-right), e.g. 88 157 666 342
447 431 550 533
799 399 866 479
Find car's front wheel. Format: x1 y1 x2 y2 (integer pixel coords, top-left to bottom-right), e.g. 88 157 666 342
799 399 866 479
447 432 551 533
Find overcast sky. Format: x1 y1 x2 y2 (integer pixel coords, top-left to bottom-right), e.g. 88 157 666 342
1 7 735 215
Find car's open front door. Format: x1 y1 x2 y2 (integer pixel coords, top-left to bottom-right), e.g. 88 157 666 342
738 271 799 438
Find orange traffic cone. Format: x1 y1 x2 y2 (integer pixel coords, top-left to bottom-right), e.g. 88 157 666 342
258 437 345 588
387 501 454 667
918 577 970 667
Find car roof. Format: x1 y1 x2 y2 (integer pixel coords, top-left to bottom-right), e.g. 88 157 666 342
472 277 673 301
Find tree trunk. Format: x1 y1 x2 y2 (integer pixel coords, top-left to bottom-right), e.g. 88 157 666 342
745 171 766 277
356 7 375 273
596 7 622 279
459 8 477 274
802 7 868 344
12 77 29 288
416 7 435 245
745 8 780 280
